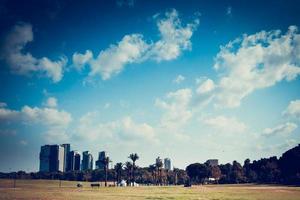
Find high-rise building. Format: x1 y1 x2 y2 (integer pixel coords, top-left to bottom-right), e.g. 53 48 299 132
82 151 93 170
39 145 65 172
95 151 108 170
164 158 172 170
69 151 81 171
206 159 218 167
61 144 70 172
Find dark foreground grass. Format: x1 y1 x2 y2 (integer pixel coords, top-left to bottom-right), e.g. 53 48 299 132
0 179 300 200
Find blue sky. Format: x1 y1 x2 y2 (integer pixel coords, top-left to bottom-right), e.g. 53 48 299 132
0 0 300 172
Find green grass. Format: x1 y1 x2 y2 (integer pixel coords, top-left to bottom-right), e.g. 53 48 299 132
0 179 300 200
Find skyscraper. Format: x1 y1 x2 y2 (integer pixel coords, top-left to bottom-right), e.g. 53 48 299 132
69 150 81 171
61 144 70 172
95 151 108 170
39 145 65 172
82 151 93 171
164 158 172 170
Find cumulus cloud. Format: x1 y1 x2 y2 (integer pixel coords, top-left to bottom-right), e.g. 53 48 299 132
155 88 192 130
263 122 298 136
0 23 67 82
197 26 300 108
196 78 215 94
0 102 7 108
173 74 185 84
283 99 300 119
89 34 148 80
0 102 72 142
44 97 57 108
201 115 247 133
76 112 155 142
72 9 199 80
21 106 71 128
145 9 199 61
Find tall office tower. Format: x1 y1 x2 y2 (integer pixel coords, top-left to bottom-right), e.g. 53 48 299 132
61 144 70 172
95 151 108 170
82 151 93 170
70 150 81 171
164 158 172 170
39 145 65 172
74 152 81 170
57 145 65 172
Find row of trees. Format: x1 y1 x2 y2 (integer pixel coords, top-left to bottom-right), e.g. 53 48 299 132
1 144 299 185
186 144 300 185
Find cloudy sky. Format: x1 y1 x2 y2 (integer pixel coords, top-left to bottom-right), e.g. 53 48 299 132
0 0 300 172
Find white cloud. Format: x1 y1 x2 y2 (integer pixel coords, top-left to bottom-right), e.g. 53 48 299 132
72 50 93 71
0 107 20 121
72 9 199 80
145 9 199 61
0 23 67 82
202 115 247 133
0 102 72 141
21 106 71 128
263 122 298 136
0 102 7 108
196 78 215 94
104 102 111 109
283 99 300 119
76 112 155 142
226 6 232 16
19 140 28 146
44 97 57 108
89 34 149 80
199 26 300 108
173 74 185 84
155 88 192 130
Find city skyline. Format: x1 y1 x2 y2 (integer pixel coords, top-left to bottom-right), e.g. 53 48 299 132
1 0 300 172
39 143 174 173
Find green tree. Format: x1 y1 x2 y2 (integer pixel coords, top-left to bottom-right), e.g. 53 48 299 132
186 163 209 184
124 161 133 185
155 157 163 185
101 157 110 187
129 153 139 185
149 164 156 184
114 162 123 184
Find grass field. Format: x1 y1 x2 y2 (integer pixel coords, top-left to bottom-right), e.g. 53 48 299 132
0 179 300 200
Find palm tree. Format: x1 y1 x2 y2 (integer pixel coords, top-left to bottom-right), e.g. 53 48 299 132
155 157 163 185
101 156 110 187
129 153 139 185
114 162 123 185
149 164 156 184
124 161 133 186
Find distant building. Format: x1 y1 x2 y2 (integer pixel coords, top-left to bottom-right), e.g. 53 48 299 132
70 151 81 171
164 158 172 170
96 151 108 170
39 145 65 172
82 151 93 170
61 144 70 172
206 159 218 167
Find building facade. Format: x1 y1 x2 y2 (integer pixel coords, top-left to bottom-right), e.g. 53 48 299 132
61 144 70 172
95 151 108 170
39 145 65 172
69 151 81 171
164 158 172 170
82 151 93 170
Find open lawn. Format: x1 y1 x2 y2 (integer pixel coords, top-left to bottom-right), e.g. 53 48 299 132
0 179 300 200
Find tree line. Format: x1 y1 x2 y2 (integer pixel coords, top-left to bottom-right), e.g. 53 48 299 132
0 144 299 185
186 144 300 185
